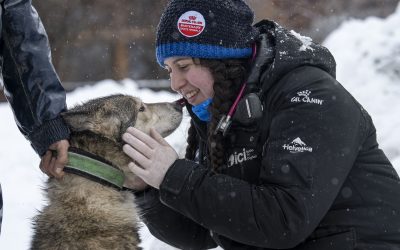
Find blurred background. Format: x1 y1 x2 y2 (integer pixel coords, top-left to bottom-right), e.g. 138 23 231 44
0 0 399 100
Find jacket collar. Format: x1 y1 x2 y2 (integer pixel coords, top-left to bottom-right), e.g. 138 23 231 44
187 20 337 138
186 102 208 141
247 20 337 95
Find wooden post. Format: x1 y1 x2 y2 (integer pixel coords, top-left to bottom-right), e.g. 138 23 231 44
0 87 7 102
111 39 129 80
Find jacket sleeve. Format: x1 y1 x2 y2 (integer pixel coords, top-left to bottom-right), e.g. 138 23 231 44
134 187 218 249
0 183 2 234
1 0 69 156
158 67 366 248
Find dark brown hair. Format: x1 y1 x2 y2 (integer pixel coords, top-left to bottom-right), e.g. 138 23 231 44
185 58 248 170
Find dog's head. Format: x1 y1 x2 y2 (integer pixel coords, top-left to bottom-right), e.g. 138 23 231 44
62 94 183 141
61 94 183 190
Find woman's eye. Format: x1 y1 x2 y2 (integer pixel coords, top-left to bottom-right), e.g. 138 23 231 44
139 105 145 112
178 64 189 70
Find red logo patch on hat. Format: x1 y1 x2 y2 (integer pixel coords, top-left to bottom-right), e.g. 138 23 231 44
177 11 205 37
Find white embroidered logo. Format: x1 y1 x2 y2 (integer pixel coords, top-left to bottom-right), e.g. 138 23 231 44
291 90 324 105
282 137 313 153
227 148 258 167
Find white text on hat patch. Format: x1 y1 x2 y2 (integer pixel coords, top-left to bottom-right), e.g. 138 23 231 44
177 11 205 37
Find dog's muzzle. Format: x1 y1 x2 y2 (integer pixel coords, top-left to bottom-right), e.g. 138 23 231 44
175 98 186 109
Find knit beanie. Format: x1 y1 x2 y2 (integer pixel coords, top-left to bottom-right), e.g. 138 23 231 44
156 0 259 66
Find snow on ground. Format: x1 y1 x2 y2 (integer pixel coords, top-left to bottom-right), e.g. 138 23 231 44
323 4 400 169
1 4 400 249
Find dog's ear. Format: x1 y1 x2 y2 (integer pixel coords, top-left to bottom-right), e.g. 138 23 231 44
61 95 139 141
62 109 133 142
61 110 99 133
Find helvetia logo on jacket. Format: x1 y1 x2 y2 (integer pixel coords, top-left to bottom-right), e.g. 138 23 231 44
291 90 324 105
283 137 313 153
227 148 258 167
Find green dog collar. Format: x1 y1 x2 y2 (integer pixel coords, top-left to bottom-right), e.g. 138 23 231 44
65 151 125 190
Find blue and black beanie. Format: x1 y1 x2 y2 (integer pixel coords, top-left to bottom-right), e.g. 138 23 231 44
156 0 259 66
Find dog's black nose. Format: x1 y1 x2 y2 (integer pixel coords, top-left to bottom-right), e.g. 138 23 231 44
173 98 186 111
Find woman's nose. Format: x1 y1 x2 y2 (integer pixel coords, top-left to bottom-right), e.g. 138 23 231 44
170 72 185 92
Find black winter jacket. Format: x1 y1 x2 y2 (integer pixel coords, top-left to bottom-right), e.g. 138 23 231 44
0 0 69 156
135 21 400 250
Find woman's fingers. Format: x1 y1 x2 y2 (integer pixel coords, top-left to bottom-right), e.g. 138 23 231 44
125 127 158 149
122 132 153 158
128 161 147 179
150 128 169 146
123 144 151 168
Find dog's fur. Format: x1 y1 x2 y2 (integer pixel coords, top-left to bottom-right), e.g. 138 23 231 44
31 94 183 250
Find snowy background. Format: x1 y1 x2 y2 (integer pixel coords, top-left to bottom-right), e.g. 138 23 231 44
1 5 400 249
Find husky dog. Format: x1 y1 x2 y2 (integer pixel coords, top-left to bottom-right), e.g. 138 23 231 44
31 94 183 250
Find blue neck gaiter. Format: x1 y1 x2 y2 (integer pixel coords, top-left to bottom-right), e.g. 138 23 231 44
192 98 212 122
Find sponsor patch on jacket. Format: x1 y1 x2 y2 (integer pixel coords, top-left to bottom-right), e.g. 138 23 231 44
282 137 313 153
291 90 324 105
227 148 258 167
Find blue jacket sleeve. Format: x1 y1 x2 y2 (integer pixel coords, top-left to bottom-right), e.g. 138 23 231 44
0 0 69 156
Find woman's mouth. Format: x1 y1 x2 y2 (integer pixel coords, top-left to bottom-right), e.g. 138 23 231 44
184 89 199 100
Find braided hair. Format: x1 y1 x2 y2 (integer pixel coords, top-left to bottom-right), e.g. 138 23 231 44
185 59 248 170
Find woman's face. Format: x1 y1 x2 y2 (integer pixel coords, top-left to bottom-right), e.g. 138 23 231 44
164 57 214 106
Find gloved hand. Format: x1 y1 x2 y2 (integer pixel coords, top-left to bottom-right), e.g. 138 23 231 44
39 139 70 178
122 127 178 189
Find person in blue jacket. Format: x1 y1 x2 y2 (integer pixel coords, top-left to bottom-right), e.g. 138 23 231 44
123 0 400 249
0 0 71 233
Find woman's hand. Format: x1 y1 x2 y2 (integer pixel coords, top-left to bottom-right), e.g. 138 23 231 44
122 127 178 189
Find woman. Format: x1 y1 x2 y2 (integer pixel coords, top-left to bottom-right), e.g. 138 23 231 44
122 0 400 249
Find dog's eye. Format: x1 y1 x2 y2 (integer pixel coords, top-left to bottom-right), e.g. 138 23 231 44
139 105 145 112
